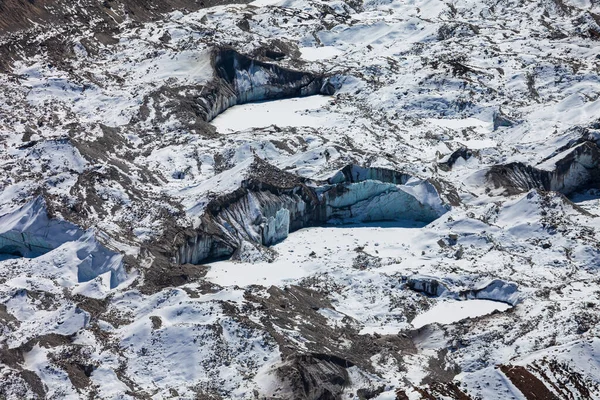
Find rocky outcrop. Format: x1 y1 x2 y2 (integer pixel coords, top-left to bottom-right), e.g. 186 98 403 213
406 277 449 297
486 141 600 195
0 0 250 72
279 354 351 400
243 286 414 400
0 0 242 35
438 147 473 171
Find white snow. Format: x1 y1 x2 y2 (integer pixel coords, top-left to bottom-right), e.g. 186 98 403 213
2 0 600 396
299 46 344 61
210 95 340 133
206 221 426 286
411 299 512 329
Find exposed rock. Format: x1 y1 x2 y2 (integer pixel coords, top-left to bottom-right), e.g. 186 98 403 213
278 354 350 400
499 365 558 400
437 22 479 41
242 285 415 398
406 277 449 297
486 141 600 195
438 147 474 171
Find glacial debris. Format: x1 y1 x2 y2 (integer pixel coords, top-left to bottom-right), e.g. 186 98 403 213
486 141 600 195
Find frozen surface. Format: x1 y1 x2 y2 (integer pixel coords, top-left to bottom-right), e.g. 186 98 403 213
299 46 344 61
411 300 512 329
211 95 340 133
206 221 426 287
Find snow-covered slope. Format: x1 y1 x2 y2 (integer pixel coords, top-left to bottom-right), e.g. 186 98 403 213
1 0 600 398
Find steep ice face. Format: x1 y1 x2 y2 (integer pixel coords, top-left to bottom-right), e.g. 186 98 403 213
262 207 291 245
469 279 520 306
484 141 600 195
0 198 81 257
73 232 127 289
0 198 126 288
177 190 310 264
407 276 449 297
200 49 334 122
328 164 412 185
406 276 522 306
176 165 448 265
323 179 448 224
176 235 234 265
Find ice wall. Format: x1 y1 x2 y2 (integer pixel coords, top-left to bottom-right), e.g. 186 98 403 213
467 279 521 306
197 48 334 122
0 197 81 257
328 164 412 185
0 198 126 288
406 275 521 306
176 166 449 265
486 141 600 195
323 180 446 224
176 190 309 264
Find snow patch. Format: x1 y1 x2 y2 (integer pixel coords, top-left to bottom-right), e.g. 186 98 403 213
411 299 512 329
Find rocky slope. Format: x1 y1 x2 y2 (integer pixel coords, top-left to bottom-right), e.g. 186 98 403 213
0 0 600 398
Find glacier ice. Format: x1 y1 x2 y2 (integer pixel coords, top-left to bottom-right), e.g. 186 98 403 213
0 198 126 288
176 164 448 265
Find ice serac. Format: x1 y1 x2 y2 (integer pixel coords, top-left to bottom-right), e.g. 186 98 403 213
406 275 520 306
175 159 448 264
467 279 521 306
176 171 314 264
263 208 291 246
0 197 80 258
322 179 446 223
198 48 335 122
406 276 449 297
325 164 448 223
485 141 600 195
0 198 126 288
